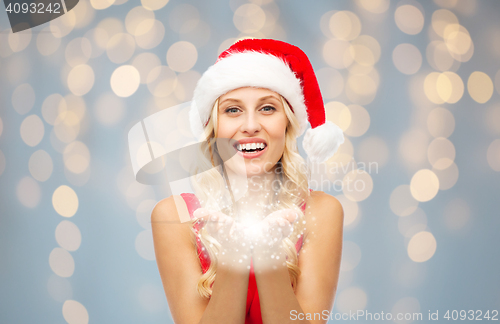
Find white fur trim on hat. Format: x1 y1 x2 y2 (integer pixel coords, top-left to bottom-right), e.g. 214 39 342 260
302 121 345 163
190 51 308 138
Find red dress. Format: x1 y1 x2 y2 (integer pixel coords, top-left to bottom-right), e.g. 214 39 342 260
181 193 305 324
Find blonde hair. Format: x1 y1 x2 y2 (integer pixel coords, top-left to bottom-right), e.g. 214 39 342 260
190 96 309 298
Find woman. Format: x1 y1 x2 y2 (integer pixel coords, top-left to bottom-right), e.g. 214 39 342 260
152 39 345 324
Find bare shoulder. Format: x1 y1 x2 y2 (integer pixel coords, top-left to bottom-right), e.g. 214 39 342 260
151 195 190 224
303 191 344 237
306 191 343 215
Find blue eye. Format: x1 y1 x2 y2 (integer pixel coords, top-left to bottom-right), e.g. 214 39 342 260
225 107 240 113
261 106 276 112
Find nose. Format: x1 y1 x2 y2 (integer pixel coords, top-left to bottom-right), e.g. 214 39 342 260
240 111 262 136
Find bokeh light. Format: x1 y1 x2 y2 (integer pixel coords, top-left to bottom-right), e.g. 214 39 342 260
55 220 82 251
53 111 81 144
106 33 136 64
52 185 79 217
125 6 155 36
135 20 165 50
47 275 73 302
20 115 44 147
67 64 95 96
354 0 390 14
444 24 472 57
487 139 500 172
132 52 161 84
410 169 440 202
16 176 41 208
345 69 379 105
325 101 352 131
233 4 266 34
50 9 76 38
166 41 198 73
142 0 169 11
427 137 455 170
95 18 124 48
65 38 92 67
343 104 370 137
468 71 494 104
72 0 95 29
147 66 178 97
426 41 458 72
49 247 75 277
62 300 89 324
329 11 361 41
392 43 422 75
63 141 91 174
29 150 53 182
485 105 500 135
431 9 458 38
42 94 66 125
395 5 425 35
342 169 373 202
407 231 437 262
323 39 354 69
90 0 114 10
427 107 455 138
110 65 141 97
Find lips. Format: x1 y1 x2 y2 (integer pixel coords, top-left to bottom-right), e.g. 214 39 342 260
233 139 268 158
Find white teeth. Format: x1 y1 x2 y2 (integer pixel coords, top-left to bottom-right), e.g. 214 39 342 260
237 142 266 152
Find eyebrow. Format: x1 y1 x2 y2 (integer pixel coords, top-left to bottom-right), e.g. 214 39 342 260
219 95 281 105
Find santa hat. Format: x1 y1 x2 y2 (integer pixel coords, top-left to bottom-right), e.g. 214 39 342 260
190 38 344 163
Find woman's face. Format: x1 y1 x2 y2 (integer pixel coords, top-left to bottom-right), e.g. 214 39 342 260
216 87 288 177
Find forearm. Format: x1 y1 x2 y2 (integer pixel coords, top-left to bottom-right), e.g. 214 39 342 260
198 259 250 324
253 253 310 324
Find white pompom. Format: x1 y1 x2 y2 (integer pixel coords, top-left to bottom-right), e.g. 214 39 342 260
302 121 345 163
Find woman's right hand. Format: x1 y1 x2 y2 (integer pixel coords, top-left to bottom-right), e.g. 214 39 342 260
193 208 251 270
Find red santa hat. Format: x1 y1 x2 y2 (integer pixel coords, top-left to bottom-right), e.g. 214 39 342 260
190 38 344 163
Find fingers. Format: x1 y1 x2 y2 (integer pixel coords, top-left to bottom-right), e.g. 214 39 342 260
278 209 299 224
195 209 236 242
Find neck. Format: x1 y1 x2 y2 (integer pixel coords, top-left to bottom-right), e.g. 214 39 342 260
224 165 279 220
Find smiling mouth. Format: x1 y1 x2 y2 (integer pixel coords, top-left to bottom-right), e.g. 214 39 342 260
235 143 267 153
